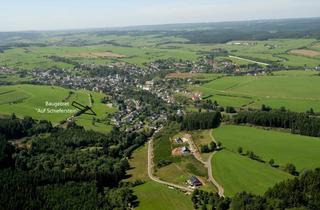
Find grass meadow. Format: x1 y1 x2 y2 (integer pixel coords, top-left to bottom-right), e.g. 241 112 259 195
195 70 320 112
213 125 320 171
212 150 292 197
1 37 319 69
211 124 320 196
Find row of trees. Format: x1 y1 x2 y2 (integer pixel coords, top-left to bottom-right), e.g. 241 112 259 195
237 147 299 176
181 112 222 131
234 109 320 137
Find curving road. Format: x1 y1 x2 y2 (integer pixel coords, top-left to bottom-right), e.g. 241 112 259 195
147 135 194 192
147 128 224 196
208 130 225 197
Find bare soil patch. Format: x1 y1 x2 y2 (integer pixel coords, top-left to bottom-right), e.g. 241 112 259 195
166 72 197 79
290 49 320 57
172 148 182 156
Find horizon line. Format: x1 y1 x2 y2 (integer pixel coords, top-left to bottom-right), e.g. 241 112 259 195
1 16 320 33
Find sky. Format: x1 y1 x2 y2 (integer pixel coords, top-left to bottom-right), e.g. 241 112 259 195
1 0 320 31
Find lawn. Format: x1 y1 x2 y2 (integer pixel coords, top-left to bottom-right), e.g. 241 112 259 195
213 125 320 171
212 150 292 197
0 84 117 133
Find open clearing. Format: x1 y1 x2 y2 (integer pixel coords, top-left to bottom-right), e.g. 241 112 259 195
212 150 292 197
213 125 320 171
195 70 320 112
290 49 320 57
0 85 117 133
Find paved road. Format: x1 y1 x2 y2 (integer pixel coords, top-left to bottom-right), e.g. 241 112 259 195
208 130 225 197
147 135 194 192
147 128 224 196
229 55 269 66
184 130 225 197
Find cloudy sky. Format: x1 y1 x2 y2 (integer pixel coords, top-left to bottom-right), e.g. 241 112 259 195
1 0 320 31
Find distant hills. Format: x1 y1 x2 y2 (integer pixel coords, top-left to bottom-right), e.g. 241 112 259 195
1 17 320 45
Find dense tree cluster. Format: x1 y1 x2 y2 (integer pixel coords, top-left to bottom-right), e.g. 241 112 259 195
234 109 320 137
0 114 53 139
195 99 220 111
200 141 217 153
0 116 147 210
181 112 221 130
191 189 231 210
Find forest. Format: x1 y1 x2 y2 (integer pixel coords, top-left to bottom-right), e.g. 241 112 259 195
0 115 149 210
181 111 222 131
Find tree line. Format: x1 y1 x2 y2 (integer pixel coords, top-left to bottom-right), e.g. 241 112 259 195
234 109 320 137
181 111 222 131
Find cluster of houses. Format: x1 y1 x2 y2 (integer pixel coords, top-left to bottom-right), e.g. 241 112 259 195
20 62 175 132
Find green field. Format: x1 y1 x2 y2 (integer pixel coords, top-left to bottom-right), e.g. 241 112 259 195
1 36 319 70
0 42 201 70
215 39 320 67
195 70 320 112
134 182 193 210
0 84 117 132
212 150 292 197
213 125 320 171
125 144 149 182
211 124 320 196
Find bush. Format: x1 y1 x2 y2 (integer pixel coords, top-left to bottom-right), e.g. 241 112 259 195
284 163 299 176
